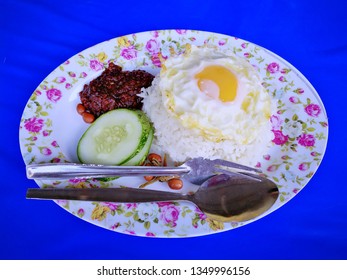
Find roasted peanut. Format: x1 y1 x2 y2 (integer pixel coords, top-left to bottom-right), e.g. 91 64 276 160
144 175 155 181
82 112 95 123
147 153 162 166
76 103 86 115
168 178 183 190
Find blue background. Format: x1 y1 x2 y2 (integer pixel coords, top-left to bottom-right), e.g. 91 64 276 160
1 0 347 260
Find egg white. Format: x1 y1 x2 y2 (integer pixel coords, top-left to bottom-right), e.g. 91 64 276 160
159 45 271 145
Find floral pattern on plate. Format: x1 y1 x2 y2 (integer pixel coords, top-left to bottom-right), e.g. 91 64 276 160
19 30 328 237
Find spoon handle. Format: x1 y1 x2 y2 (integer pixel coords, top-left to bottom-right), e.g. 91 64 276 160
26 163 190 180
26 187 188 203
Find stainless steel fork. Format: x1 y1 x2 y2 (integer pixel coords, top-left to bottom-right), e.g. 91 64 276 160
26 157 262 185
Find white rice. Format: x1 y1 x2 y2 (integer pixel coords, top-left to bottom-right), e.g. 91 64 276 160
140 76 272 167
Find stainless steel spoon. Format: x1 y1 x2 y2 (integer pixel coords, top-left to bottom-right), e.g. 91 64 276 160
26 173 279 222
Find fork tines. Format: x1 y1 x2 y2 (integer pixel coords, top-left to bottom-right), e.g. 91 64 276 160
211 159 262 173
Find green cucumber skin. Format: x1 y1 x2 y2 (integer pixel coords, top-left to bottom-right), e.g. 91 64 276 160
128 110 153 164
96 176 119 182
122 127 153 166
77 109 153 166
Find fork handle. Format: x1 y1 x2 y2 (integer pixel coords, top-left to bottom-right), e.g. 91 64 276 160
26 163 190 180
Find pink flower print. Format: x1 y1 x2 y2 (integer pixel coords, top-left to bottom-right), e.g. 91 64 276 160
145 232 155 237
89 59 104 71
266 62 280 74
125 203 137 209
270 115 283 130
77 208 85 218
40 147 52 156
280 68 290 74
35 90 42 96
175 29 187 34
56 200 68 207
255 162 261 168
293 188 300 194
79 72 87 78
263 154 271 160
293 88 304 94
46 88 62 102
121 46 137 60
267 164 280 172
320 121 328 128
150 30 159 38
298 162 310 171
146 39 160 53
244 53 253 58
101 202 119 211
304 103 321 117
241 42 248 49
160 204 180 227
42 130 49 137
24 117 44 133
51 140 59 147
54 76 66 83
218 39 226 46
272 130 289 145
298 134 315 147
157 201 173 207
40 84 48 90
279 76 287 82
68 71 76 78
68 178 86 184
65 83 72 89
110 222 121 230
195 207 207 220
289 96 300 104
151 53 162 67
63 60 70 65
52 158 61 163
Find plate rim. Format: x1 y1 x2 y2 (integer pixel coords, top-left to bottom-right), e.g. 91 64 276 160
19 29 329 238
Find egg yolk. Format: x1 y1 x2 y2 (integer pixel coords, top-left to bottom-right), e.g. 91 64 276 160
195 65 238 102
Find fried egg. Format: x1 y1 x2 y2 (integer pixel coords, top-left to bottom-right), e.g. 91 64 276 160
159 44 271 144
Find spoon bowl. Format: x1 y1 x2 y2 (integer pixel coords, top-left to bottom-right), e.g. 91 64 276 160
191 173 279 222
26 173 279 222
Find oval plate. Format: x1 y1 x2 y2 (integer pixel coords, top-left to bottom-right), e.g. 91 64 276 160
19 30 328 237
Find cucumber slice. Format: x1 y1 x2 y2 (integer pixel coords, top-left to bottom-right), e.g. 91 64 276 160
95 127 153 182
77 109 152 165
122 126 153 166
